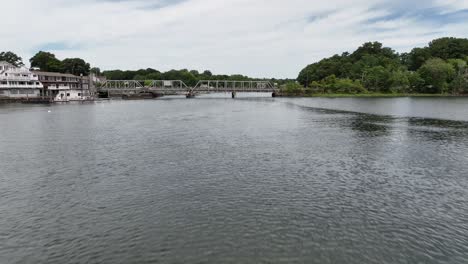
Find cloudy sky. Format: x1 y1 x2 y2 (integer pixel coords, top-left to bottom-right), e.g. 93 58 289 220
1 0 468 78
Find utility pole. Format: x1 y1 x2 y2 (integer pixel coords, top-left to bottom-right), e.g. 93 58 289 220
80 73 83 100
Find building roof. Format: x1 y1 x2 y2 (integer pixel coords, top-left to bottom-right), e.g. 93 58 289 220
32 71 79 78
0 61 16 67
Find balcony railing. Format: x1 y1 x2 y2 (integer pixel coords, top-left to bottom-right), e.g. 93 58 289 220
1 77 40 82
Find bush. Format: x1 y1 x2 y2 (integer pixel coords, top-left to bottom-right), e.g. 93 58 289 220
309 75 367 94
418 58 456 93
282 82 305 95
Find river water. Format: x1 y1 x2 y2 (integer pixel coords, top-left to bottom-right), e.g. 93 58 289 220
1 95 468 263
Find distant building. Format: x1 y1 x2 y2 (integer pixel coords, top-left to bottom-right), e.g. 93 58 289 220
90 73 107 85
33 71 93 102
0 61 42 98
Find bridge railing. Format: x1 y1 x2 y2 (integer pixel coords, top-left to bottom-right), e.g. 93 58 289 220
98 80 190 91
99 80 145 90
98 80 278 93
191 80 277 92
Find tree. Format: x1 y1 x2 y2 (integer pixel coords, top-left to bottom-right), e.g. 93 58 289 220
90 67 101 75
30 51 63 72
448 59 467 75
0 51 24 66
406 47 432 71
281 82 304 95
408 72 425 92
203 70 213 77
449 75 468 94
388 70 410 93
190 70 200 76
429 37 468 60
363 66 392 92
61 58 90 75
447 59 468 94
351 41 398 61
418 58 456 93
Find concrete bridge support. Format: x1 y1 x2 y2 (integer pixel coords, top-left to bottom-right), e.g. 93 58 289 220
186 91 196 98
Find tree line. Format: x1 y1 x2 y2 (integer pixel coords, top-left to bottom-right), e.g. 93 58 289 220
0 51 94 76
101 68 293 87
1 51 292 86
296 37 468 95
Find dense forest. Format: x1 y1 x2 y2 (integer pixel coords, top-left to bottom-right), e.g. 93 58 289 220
296 37 468 95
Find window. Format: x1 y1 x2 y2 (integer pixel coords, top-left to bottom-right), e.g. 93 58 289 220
67 93 70 96
1 81 7 85
78 93 81 96
0 90 4 94
10 90 18 94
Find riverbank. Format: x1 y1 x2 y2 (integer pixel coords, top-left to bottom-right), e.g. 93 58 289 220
0 97 54 104
277 93 468 98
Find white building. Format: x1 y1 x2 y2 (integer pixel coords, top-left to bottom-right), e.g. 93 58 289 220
34 71 93 102
0 61 43 98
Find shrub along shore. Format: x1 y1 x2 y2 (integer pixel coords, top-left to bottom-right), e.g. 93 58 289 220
285 37 468 97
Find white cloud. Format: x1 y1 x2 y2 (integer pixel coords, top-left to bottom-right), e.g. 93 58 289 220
1 0 467 78
433 0 468 14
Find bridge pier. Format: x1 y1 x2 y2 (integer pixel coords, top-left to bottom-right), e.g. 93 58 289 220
186 91 195 98
232 92 237 99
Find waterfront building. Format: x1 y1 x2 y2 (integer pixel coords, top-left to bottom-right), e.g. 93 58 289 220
33 71 94 102
0 61 42 98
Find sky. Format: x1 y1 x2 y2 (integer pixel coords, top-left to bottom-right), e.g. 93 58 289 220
1 0 468 78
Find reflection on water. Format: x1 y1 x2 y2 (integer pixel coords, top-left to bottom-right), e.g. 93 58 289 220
1 97 468 264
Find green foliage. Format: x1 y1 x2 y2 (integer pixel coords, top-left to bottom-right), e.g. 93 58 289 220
29 51 93 76
408 72 425 92
363 66 392 92
0 51 24 66
298 37 468 95
90 67 101 75
30 51 63 72
406 47 432 71
417 58 456 93
388 70 410 93
298 42 401 87
309 75 367 94
447 59 467 74
281 82 304 95
62 58 90 75
428 37 468 60
101 68 288 87
449 75 468 94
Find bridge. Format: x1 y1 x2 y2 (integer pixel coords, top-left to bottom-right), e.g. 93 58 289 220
98 80 279 98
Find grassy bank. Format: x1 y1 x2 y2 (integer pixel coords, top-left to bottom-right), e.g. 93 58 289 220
278 93 467 98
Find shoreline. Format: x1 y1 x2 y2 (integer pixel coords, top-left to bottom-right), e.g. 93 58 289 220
276 93 468 98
